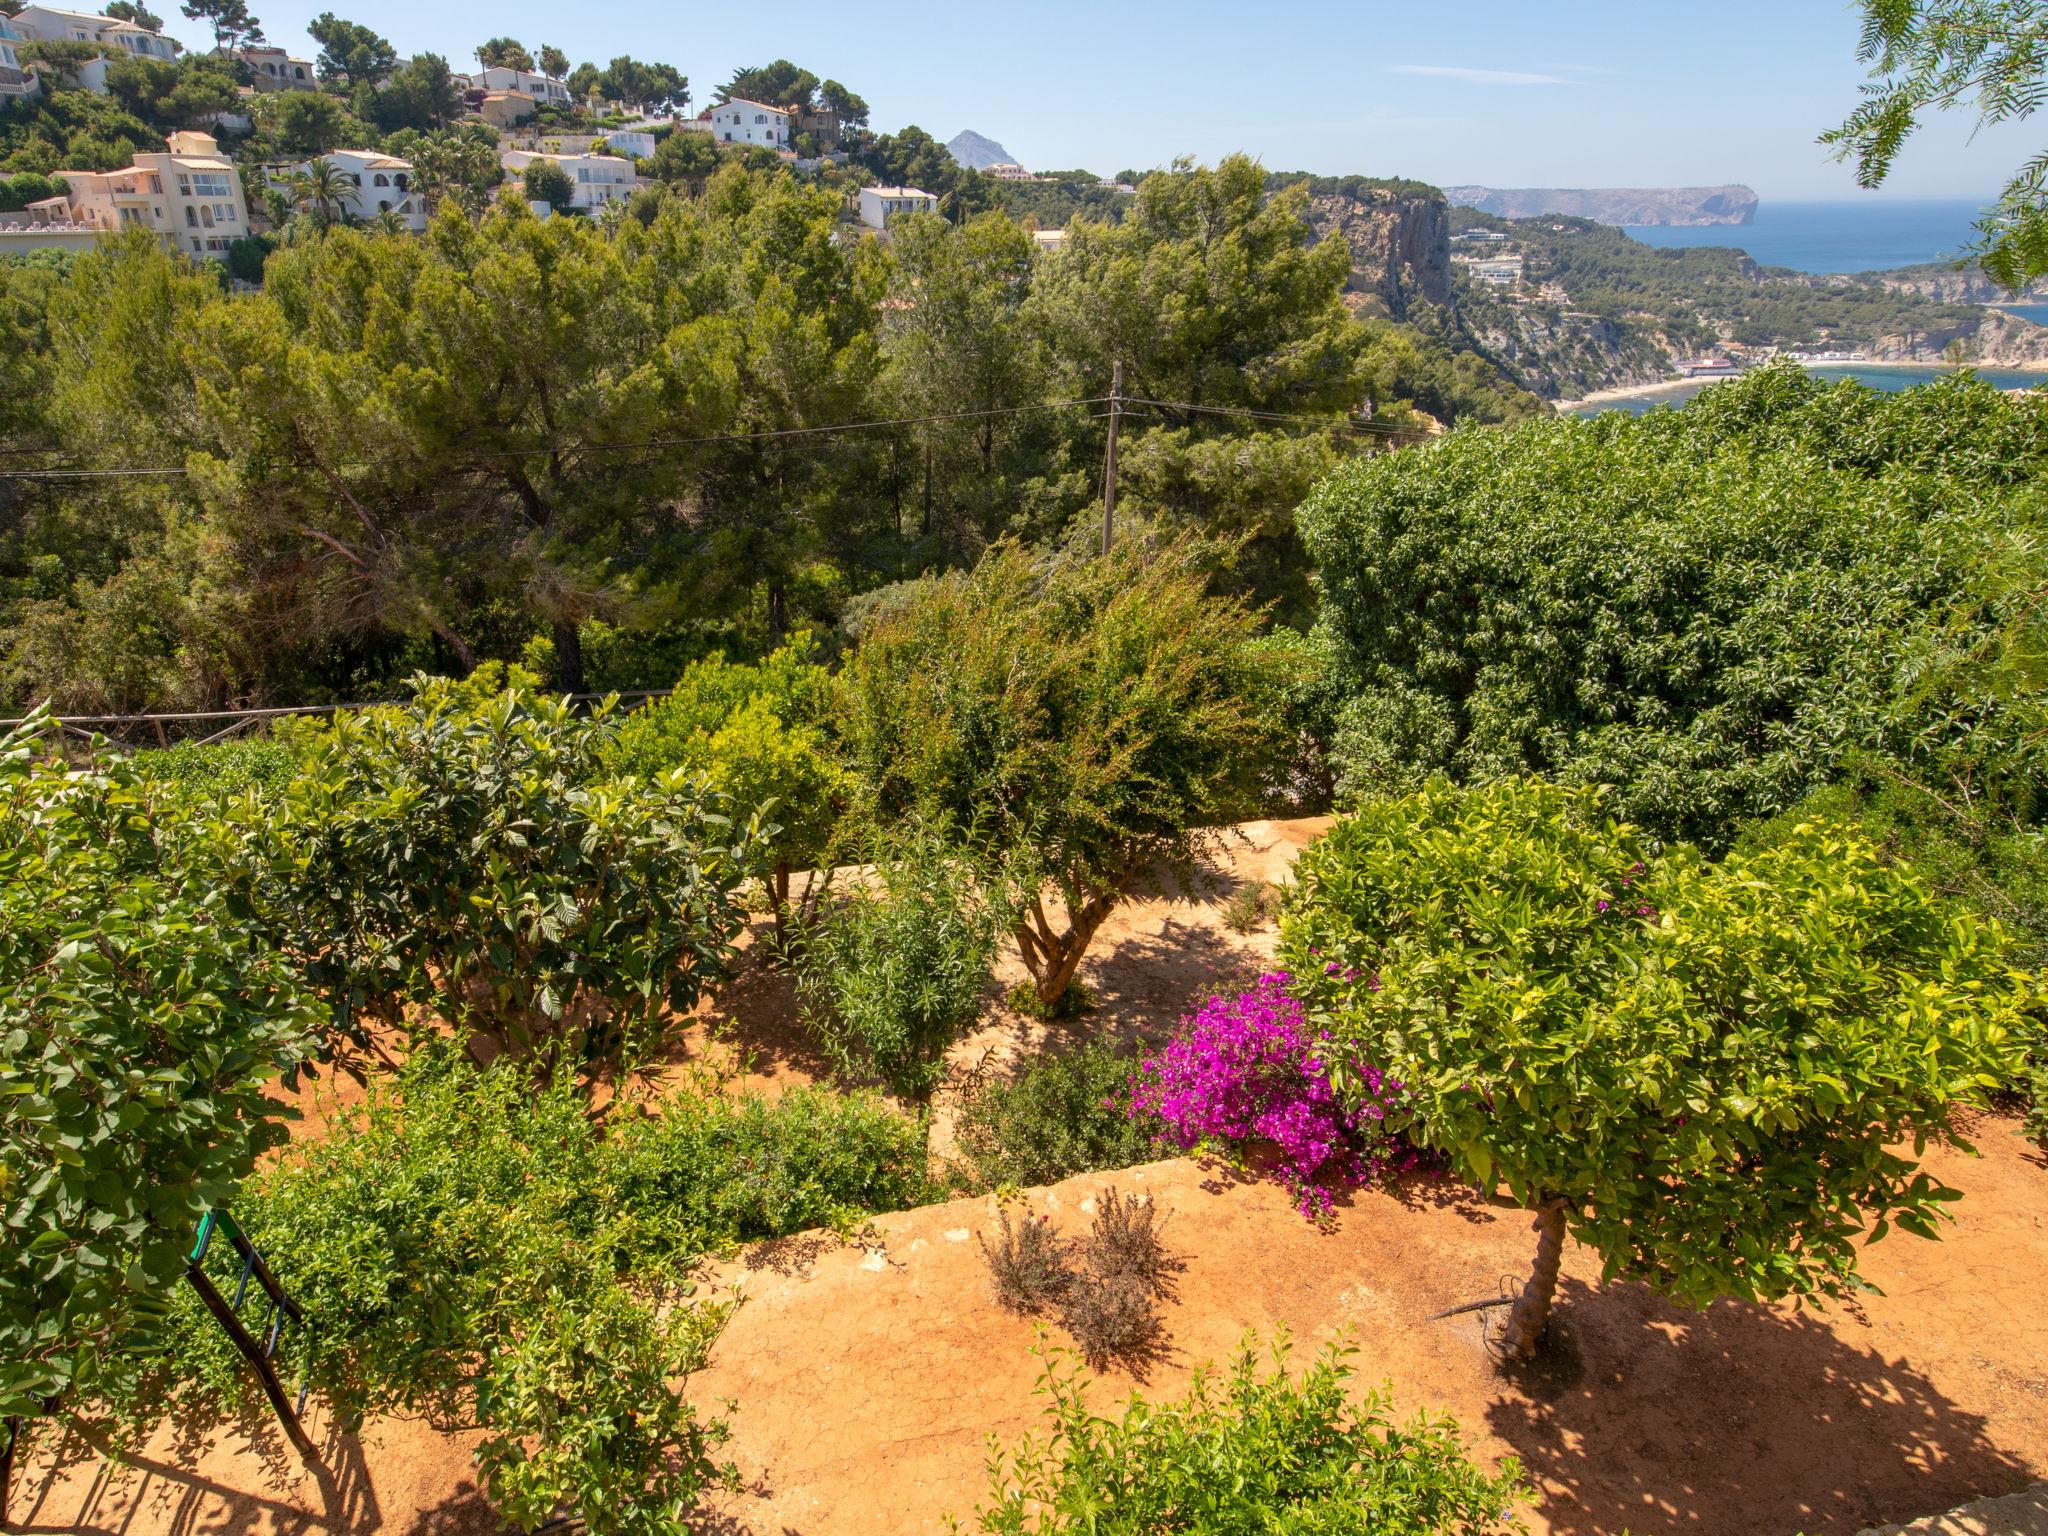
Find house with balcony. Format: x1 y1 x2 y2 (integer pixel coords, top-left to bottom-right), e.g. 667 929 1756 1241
703 98 792 147
499 148 638 214
32 131 249 259
0 16 42 100
470 65 571 109
236 44 314 91
9 4 177 92
857 185 938 235
270 150 425 230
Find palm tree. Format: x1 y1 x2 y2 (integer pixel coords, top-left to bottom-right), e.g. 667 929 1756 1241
289 158 350 228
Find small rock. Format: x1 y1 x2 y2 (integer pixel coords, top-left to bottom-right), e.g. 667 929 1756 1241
944 1228 970 1243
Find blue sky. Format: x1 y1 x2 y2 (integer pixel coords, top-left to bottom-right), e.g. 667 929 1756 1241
227 0 2029 200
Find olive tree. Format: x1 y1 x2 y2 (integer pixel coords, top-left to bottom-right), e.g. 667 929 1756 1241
1281 777 2030 1360
836 536 1286 1010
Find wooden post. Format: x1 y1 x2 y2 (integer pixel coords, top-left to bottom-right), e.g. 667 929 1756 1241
1101 360 1123 555
185 1263 315 1458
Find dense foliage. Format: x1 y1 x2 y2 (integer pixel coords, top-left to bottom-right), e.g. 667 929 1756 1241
203 675 759 1072
794 827 1002 1105
969 1334 1524 1533
0 715 323 1418
836 536 1286 1006
948 1042 1155 1192
1281 777 2033 1355
163 1043 925 1533
1301 366 2048 848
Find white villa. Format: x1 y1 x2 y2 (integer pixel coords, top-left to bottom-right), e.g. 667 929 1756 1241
702 98 792 147
272 150 425 230
0 16 42 100
9 3 177 92
27 131 249 258
857 185 938 233
500 148 638 213
470 65 571 108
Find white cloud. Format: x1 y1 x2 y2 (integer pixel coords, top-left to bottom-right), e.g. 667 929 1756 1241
1389 65 1575 86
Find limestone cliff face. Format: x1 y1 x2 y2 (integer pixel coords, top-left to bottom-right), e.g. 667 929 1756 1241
1870 307 2048 366
1304 190 1450 320
1874 265 2048 304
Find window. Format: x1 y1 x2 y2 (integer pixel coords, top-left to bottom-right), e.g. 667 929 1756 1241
293 65 304 78
190 237 200 251
149 175 161 193
185 206 196 227
200 204 214 227
372 172 389 187
224 205 236 222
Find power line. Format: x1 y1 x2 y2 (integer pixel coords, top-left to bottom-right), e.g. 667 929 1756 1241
1123 396 1432 438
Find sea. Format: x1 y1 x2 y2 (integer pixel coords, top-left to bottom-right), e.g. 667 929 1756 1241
1620 199 1993 274
1565 200 2047 415
1574 365 2048 418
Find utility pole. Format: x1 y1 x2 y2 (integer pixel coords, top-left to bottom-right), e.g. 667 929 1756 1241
1101 359 1123 555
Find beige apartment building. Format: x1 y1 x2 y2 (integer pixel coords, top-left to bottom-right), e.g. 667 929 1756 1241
30 131 251 259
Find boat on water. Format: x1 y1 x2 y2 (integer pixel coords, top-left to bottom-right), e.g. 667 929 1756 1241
1674 357 1744 377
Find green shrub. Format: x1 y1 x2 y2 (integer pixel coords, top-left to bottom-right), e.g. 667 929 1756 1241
965 1333 1524 1533
1281 776 2035 1358
949 1042 1154 1192
836 536 1288 1008
129 733 300 803
164 1044 923 1534
794 828 1001 1105
1297 367 2048 847
0 713 323 1422
606 636 848 933
203 676 759 1073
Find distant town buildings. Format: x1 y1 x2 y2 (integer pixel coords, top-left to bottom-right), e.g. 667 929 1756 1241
1460 255 1524 286
24 131 249 258
858 185 938 233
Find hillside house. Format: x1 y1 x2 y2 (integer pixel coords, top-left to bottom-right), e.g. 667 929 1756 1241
857 185 938 233
9 3 177 92
32 130 248 258
236 44 314 90
0 17 42 100
271 150 425 230
704 98 792 147
470 65 570 108
477 91 536 130
500 148 638 213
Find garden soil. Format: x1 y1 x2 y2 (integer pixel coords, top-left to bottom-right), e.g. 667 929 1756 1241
13 818 2048 1536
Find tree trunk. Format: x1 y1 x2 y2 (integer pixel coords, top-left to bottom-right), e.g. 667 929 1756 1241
1014 885 1118 1008
767 583 786 640
553 617 585 696
1499 1198 1568 1359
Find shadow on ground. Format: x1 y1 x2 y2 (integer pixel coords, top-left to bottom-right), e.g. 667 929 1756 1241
1488 1277 2037 1536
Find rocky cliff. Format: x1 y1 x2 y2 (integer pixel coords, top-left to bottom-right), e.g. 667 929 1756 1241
1873 263 2048 304
1442 185 1759 226
1871 307 2048 366
946 130 1016 170
1304 189 1451 321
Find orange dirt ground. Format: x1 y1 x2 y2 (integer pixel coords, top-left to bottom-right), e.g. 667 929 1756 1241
12 818 2048 1536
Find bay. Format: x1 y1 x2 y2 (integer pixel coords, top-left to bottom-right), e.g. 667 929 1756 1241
1620 199 1992 274
1573 364 2048 417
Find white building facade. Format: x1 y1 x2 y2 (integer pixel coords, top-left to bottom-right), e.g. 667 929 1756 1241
470 65 571 108
10 4 176 92
0 16 42 100
500 149 638 213
857 185 938 233
237 44 314 90
703 98 791 147
272 149 425 230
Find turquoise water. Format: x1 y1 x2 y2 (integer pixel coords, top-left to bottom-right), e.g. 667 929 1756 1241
1621 200 1993 274
1574 365 2048 417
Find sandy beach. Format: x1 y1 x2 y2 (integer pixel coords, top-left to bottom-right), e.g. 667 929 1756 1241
1554 357 2048 413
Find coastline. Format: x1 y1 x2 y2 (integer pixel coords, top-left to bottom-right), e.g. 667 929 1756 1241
1552 357 2046 412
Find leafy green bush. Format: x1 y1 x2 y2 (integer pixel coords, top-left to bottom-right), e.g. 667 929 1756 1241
948 1043 1154 1192
204 676 759 1073
837 536 1287 1008
606 636 848 933
966 1333 1524 1533
165 1043 923 1534
128 733 301 803
0 714 323 1421
794 828 1001 1105
1281 777 2034 1358
1298 367 2048 847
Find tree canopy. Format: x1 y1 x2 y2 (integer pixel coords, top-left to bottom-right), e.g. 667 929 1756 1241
305 12 396 90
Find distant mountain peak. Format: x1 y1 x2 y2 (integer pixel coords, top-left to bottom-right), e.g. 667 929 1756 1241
1442 185 1759 227
948 130 1016 170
